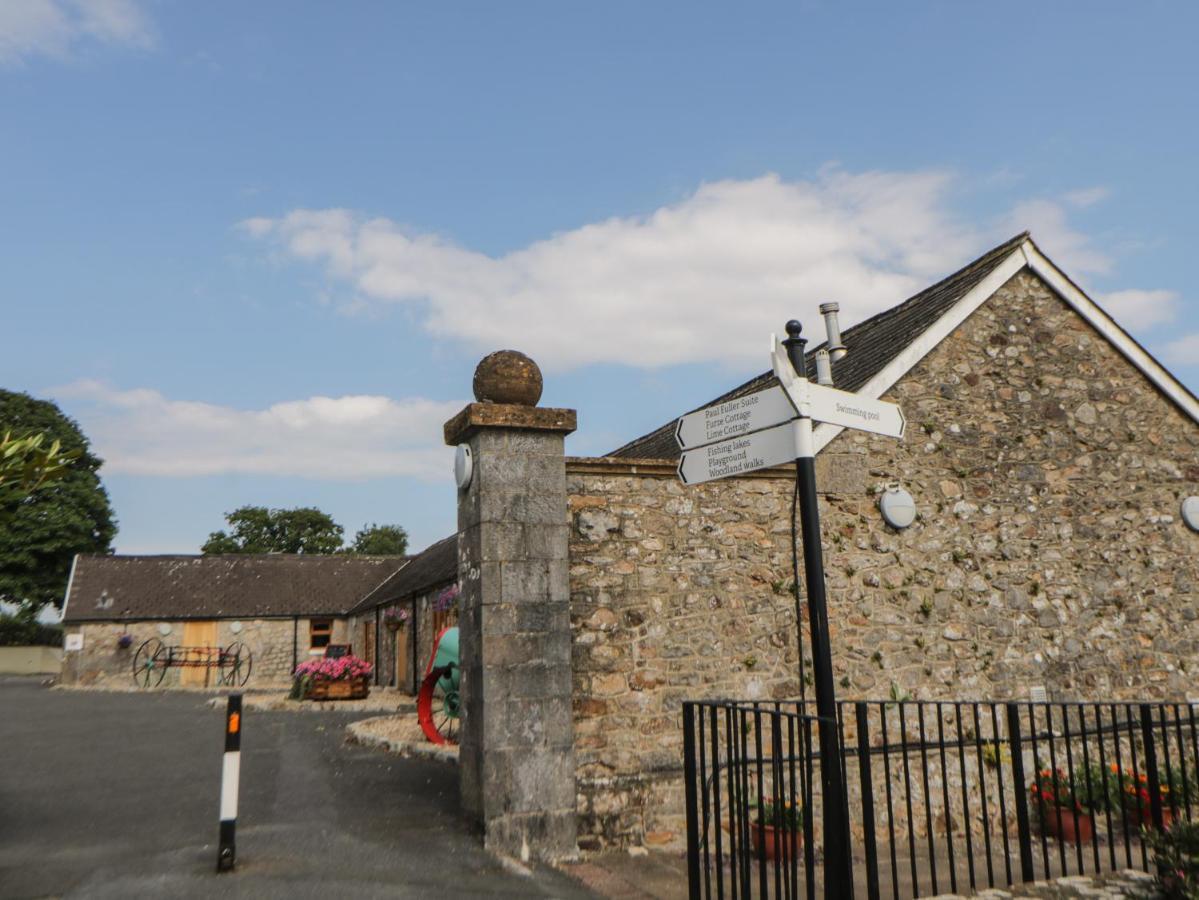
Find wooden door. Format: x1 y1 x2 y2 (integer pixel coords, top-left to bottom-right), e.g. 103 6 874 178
180 620 217 687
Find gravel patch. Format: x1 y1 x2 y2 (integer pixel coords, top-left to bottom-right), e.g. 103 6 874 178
347 714 459 763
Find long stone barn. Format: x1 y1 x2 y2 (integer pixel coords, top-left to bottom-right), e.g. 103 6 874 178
345 231 1199 857
60 554 406 688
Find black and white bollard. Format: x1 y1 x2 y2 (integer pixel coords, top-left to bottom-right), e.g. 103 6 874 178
217 693 242 873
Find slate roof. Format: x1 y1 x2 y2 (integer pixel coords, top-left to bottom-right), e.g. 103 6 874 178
62 554 406 623
349 534 458 614
609 232 1031 461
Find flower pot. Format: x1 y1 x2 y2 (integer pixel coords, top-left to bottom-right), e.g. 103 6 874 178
750 823 803 861
385 621 402 633
1040 805 1094 843
1126 805 1175 830
306 676 370 701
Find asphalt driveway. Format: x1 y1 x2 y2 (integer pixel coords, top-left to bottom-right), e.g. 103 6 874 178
0 676 592 899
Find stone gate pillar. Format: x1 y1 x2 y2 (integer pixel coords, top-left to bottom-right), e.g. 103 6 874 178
443 350 578 862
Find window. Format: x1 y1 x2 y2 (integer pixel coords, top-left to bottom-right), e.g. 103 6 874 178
309 619 332 651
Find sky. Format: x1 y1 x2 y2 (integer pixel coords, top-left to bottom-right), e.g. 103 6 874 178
2 1 1197 557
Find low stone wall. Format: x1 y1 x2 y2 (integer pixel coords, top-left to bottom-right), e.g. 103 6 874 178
0 645 62 675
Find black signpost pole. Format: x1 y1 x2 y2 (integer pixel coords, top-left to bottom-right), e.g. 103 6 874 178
782 320 852 898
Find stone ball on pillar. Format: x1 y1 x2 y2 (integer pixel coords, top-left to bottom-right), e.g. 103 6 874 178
472 350 543 406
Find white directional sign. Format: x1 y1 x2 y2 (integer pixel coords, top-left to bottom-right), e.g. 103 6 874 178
675 386 797 451
805 382 905 438
677 420 797 485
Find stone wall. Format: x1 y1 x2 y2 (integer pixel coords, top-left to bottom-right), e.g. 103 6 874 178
61 617 350 688
565 269 1199 850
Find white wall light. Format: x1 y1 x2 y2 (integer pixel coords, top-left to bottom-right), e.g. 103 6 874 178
1182 496 1199 533
879 485 917 529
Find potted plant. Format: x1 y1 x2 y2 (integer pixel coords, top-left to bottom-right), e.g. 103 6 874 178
1108 763 1198 829
383 606 410 633
749 799 804 861
292 655 373 701
1029 763 1105 843
116 633 133 650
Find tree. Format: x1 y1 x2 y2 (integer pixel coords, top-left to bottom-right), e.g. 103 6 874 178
202 506 345 555
348 523 408 556
0 431 79 504
0 391 117 609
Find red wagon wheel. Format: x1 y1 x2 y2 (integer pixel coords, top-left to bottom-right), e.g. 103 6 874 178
417 665 460 745
132 638 167 688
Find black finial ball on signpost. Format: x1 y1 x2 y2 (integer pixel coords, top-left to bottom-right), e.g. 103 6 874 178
783 320 807 377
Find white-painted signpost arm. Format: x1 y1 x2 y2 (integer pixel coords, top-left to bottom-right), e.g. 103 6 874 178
675 385 797 451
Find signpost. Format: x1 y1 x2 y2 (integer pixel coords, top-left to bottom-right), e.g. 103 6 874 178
676 318 904 900
676 419 796 485
674 385 797 451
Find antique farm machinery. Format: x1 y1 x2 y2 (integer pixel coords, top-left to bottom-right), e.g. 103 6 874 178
417 626 460 745
132 638 252 688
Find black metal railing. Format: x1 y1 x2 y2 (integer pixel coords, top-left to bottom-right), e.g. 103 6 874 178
682 699 1199 899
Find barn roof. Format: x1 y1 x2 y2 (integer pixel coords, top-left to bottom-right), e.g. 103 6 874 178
61 554 406 623
349 534 457 614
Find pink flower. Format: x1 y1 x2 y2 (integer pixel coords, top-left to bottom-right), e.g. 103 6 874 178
294 655 373 681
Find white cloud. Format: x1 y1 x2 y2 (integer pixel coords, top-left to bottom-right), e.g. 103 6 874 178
242 170 1179 371
1097 289 1179 330
52 380 463 480
1162 333 1199 366
0 0 152 65
242 171 990 371
1002 198 1113 277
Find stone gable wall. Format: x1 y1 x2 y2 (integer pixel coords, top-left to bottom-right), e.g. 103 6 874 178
566 269 1199 850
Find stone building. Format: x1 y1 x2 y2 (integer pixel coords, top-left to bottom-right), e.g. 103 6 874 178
60 554 403 688
348 534 459 694
411 231 1199 857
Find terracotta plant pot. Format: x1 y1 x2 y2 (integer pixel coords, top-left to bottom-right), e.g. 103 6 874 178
1126 805 1175 829
750 823 803 861
1041 805 1094 843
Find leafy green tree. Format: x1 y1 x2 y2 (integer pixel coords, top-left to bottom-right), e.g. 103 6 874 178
0 391 117 609
202 506 345 555
348 523 408 556
0 431 79 504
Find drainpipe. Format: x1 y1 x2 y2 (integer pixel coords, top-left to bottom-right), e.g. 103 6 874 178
374 606 381 686
411 599 418 695
292 616 298 673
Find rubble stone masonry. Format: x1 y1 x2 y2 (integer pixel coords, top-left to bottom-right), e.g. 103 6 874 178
565 270 1199 849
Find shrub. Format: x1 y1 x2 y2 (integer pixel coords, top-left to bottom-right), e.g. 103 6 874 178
1144 818 1199 899
0 610 62 647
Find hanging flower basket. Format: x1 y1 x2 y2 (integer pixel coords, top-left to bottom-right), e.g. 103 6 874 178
383 606 410 632
116 634 133 650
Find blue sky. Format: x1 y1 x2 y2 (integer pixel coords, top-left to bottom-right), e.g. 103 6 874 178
3 1 1197 556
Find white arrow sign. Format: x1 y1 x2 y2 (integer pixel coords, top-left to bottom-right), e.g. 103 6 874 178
805 382 905 438
675 386 797 451
676 420 797 485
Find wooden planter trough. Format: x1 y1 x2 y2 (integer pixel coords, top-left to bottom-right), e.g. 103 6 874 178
306 676 370 701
